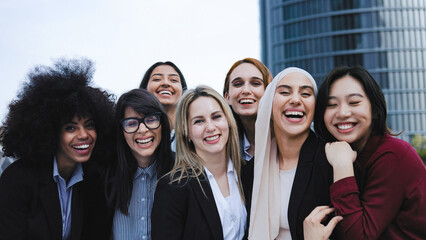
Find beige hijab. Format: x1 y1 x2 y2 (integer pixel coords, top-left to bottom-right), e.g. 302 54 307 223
248 67 317 239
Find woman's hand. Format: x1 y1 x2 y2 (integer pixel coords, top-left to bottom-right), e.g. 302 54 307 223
325 141 356 182
303 206 343 240
325 141 357 167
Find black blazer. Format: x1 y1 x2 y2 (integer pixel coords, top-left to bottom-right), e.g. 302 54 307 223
242 131 333 240
241 157 254 239
0 159 105 240
287 130 334 240
151 172 223 240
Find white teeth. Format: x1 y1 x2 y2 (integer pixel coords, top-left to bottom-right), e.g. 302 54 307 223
136 137 154 144
205 135 219 141
337 123 354 130
159 91 172 95
285 111 303 116
240 99 254 104
73 144 89 150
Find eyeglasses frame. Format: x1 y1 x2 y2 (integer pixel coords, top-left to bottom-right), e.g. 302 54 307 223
120 112 162 133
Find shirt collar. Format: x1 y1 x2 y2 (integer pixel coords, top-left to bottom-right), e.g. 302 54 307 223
242 134 253 161
53 157 84 187
134 160 157 180
170 129 175 141
204 158 234 178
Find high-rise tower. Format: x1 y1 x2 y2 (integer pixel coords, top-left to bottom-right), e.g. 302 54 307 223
260 0 426 142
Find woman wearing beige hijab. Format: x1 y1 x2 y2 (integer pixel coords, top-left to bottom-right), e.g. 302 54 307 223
249 67 341 240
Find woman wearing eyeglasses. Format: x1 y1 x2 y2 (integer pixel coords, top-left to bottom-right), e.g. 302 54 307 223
107 88 174 239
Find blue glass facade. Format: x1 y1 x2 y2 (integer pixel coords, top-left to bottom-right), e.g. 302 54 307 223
260 0 426 142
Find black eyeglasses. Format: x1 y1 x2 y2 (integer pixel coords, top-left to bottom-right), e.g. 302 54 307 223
120 113 161 133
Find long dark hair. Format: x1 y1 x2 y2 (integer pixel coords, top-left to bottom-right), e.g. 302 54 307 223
314 66 393 142
108 88 173 214
139 61 187 91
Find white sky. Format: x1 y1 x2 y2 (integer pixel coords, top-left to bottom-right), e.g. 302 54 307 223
0 0 261 122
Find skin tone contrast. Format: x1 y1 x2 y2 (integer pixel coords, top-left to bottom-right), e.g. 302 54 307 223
56 116 96 181
225 63 265 155
272 72 316 170
123 107 162 168
187 96 230 196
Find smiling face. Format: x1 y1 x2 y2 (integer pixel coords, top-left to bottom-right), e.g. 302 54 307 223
272 72 316 138
146 65 183 107
324 75 372 151
187 96 229 160
225 63 265 118
123 107 162 167
56 116 97 169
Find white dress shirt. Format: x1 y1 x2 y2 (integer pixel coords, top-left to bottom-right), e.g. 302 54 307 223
205 159 247 240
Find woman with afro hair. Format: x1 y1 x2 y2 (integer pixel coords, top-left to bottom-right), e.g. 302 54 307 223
0 58 115 240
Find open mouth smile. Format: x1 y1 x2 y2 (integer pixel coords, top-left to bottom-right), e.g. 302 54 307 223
71 143 93 155
284 110 304 119
72 144 90 150
136 137 154 145
204 134 221 143
335 122 356 132
239 99 255 105
158 90 172 96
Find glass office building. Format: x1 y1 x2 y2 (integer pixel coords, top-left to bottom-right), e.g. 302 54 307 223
260 0 426 142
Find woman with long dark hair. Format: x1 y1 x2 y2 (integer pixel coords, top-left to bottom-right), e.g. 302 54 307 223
140 61 187 152
314 66 426 239
108 88 174 239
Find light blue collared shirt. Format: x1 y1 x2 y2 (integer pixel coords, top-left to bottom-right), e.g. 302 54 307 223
53 158 84 240
170 129 176 152
113 161 157 240
242 134 253 162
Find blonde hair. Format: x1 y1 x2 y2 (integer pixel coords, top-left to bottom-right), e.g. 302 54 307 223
170 85 243 199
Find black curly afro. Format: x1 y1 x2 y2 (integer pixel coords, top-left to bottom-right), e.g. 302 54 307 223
1 58 116 165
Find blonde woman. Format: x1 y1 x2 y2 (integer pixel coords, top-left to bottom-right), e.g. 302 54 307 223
152 86 246 240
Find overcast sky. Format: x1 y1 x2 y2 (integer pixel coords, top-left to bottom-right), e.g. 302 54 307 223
0 0 261 122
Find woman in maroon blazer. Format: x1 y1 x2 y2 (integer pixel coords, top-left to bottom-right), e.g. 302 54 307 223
314 66 426 239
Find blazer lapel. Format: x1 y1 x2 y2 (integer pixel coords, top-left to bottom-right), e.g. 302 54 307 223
39 166 62 240
191 174 223 240
287 131 315 239
69 181 84 240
